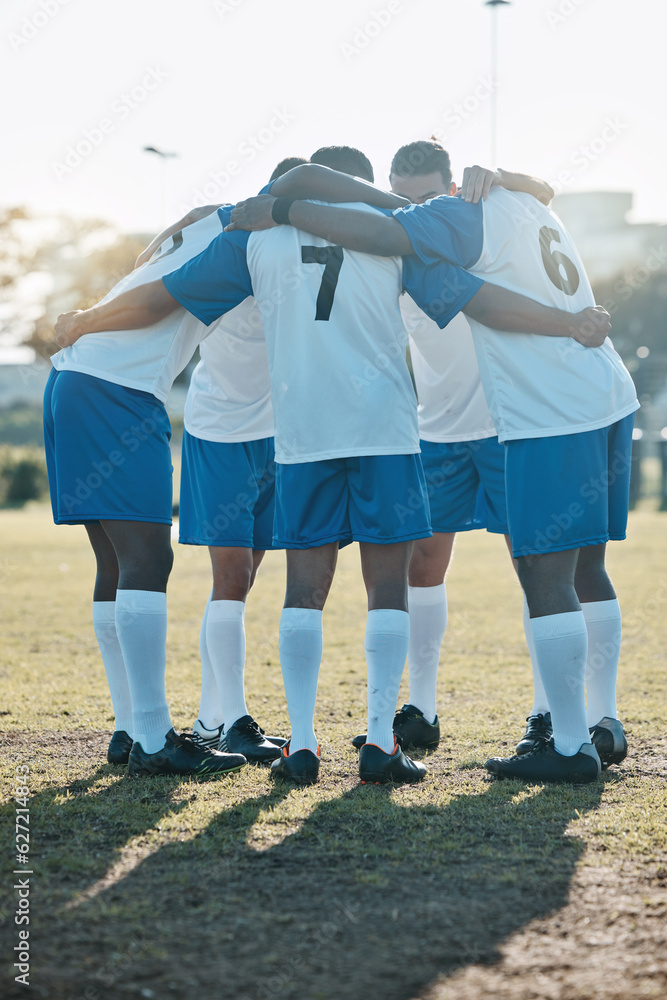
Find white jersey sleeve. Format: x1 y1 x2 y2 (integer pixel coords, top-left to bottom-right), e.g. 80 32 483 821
51 213 230 403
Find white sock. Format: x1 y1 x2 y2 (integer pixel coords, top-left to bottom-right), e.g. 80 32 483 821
523 594 550 716
206 600 248 732
279 608 322 753
115 590 172 754
366 609 410 754
407 584 446 725
197 592 223 731
530 611 590 757
92 602 133 735
583 599 622 726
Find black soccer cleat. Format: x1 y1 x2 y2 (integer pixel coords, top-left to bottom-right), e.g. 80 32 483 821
589 717 628 768
219 715 283 763
270 742 320 786
359 738 427 785
485 738 601 784
107 730 134 765
352 703 440 751
515 712 553 755
191 717 287 752
127 728 246 779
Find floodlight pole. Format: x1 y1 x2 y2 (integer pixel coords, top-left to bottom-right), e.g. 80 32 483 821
485 0 511 167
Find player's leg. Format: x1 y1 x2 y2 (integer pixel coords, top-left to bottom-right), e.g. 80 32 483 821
99 518 175 754
350 455 429 783
84 522 134 763
278 542 338 765
485 430 607 783
573 414 633 766
406 532 453 729
271 458 349 783
403 439 483 741
359 538 413 750
179 433 282 760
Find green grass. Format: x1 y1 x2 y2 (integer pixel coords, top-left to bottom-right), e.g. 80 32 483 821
1 504 666 999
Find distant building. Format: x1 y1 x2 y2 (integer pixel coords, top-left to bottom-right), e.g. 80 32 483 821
552 191 667 283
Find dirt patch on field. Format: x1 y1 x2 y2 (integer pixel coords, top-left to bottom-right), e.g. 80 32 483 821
2 730 665 1000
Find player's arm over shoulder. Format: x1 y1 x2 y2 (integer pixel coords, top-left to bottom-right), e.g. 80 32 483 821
55 281 179 348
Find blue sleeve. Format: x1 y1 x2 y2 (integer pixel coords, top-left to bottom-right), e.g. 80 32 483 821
162 229 253 326
393 196 484 268
402 256 484 328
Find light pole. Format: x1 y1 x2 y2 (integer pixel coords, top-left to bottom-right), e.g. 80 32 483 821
484 0 511 166
143 146 179 226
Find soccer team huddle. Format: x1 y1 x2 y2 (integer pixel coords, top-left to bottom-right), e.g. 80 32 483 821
48 139 638 786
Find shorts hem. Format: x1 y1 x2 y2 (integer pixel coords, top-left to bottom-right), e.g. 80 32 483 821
55 513 172 526
512 533 611 559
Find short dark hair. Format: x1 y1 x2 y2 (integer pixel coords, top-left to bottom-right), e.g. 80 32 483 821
309 145 374 183
269 156 309 181
390 140 452 187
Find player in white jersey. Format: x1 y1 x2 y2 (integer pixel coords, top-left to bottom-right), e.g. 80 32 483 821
351 142 556 756
55 146 611 785
45 209 253 779
224 164 637 784
128 160 309 763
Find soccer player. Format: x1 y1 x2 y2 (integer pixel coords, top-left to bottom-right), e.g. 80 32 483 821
45 209 253 779
129 159 308 763
224 163 638 784
352 142 556 755
55 158 614 786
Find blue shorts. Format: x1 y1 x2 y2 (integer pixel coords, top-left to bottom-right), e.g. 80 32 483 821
506 414 635 558
43 368 173 525
419 436 509 534
274 454 432 548
178 430 278 549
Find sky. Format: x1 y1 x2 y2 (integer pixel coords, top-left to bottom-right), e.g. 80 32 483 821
1 0 664 236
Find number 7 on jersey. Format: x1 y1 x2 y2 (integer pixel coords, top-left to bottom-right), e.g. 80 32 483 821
301 246 344 321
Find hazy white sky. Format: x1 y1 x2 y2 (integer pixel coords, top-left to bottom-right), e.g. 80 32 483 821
1 0 663 233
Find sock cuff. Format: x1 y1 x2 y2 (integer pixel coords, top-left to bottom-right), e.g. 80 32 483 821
408 584 446 606
115 590 167 615
92 601 116 623
366 609 410 636
280 607 323 631
208 600 245 622
581 598 621 623
530 610 586 641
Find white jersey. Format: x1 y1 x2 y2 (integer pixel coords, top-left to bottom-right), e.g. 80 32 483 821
246 204 417 464
184 297 273 443
401 297 497 442
51 213 230 404
468 191 638 440
396 188 639 442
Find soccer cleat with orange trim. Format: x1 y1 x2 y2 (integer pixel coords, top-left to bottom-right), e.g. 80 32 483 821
352 703 440 750
358 737 427 784
270 741 320 786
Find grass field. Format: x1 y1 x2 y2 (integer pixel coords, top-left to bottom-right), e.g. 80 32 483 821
1 504 666 1000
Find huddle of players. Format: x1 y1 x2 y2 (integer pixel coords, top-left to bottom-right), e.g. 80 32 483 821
48 140 637 786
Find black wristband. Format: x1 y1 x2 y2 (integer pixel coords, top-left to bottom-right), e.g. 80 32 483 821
271 197 295 225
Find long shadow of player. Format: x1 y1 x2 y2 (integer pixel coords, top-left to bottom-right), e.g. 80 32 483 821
27 773 608 1000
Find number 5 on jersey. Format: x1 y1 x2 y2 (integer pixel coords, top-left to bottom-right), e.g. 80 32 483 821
301 246 344 321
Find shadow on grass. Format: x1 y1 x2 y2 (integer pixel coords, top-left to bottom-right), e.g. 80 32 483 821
4 768 606 1000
